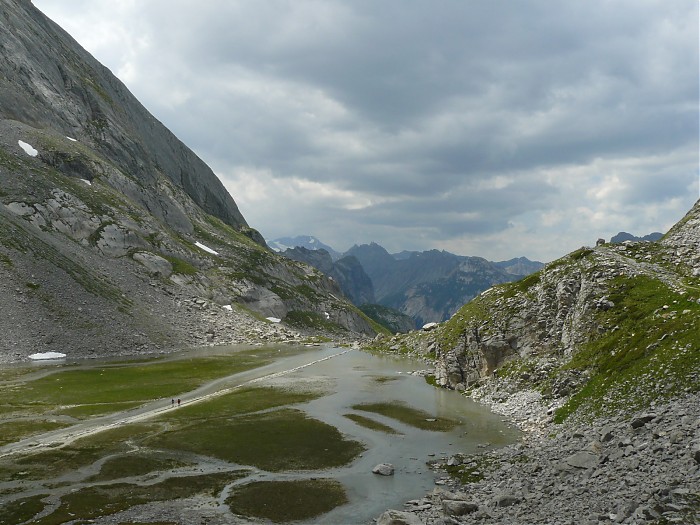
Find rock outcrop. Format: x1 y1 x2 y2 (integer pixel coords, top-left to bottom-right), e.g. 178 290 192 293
0 0 377 362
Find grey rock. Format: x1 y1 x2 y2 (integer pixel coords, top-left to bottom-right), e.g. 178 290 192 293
565 451 599 470
442 499 478 516
376 509 424 525
494 493 521 507
373 463 395 476
631 414 657 428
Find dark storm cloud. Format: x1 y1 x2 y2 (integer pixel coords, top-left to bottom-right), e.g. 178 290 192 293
33 0 699 259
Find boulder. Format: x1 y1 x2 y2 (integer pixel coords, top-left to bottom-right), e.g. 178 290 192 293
442 499 478 515
132 252 173 277
376 509 424 525
564 451 599 470
373 463 395 476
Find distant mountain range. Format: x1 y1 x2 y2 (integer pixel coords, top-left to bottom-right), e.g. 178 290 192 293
267 236 342 260
273 236 544 329
610 231 663 243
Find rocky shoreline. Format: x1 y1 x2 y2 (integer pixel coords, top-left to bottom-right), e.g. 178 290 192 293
376 379 700 525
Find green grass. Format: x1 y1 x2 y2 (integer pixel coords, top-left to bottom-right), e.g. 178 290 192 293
227 479 347 523
554 275 700 422
285 311 345 333
344 413 402 434
445 455 496 484
0 420 69 446
88 453 189 482
156 386 322 423
149 408 365 471
2 353 274 415
162 254 198 275
352 401 459 431
8 424 156 481
0 494 48 525
33 471 243 525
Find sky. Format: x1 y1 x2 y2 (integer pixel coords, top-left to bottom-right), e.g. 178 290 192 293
33 0 699 262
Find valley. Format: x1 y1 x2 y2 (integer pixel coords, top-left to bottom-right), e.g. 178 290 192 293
0 345 518 524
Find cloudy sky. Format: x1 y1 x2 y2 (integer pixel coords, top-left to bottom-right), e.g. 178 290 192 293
34 1 698 262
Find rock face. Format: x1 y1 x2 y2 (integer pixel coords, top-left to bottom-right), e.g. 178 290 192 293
406 199 700 392
0 0 377 362
370 199 700 525
282 247 376 305
0 0 249 235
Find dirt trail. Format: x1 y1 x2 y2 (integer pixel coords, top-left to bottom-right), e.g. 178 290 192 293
0 348 350 459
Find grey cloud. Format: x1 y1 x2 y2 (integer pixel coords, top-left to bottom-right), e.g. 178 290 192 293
33 0 700 260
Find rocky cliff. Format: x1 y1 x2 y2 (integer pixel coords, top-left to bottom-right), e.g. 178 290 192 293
370 199 700 524
0 0 376 362
371 199 699 422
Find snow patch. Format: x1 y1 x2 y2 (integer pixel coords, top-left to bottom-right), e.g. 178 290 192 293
195 241 219 255
222 304 233 311
80 179 92 186
18 140 38 157
66 136 78 142
324 311 330 320
29 352 66 360
266 317 281 323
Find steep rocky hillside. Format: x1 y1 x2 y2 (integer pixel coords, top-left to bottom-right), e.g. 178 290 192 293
0 0 376 362
369 200 700 524
371 199 699 423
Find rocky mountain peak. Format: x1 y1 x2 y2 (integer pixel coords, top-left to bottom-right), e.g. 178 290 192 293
1 0 249 236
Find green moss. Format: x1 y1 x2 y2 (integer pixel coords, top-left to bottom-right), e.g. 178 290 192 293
0 420 69 446
162 254 198 275
11 424 156 481
554 275 700 422
285 311 345 333
0 494 48 525
352 401 459 431
156 386 322 423
446 455 496 484
148 408 364 471
34 472 243 525
344 413 401 435
0 354 275 423
227 479 348 523
88 453 189 482
0 252 13 268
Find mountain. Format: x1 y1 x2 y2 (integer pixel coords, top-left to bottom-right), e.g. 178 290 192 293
281 247 375 305
367 199 700 525
346 244 521 327
610 231 664 243
493 256 544 276
0 0 376 362
375 198 699 418
267 235 341 260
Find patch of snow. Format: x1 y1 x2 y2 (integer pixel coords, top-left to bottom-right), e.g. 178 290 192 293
222 304 233 311
324 311 330 320
266 317 281 323
18 140 38 157
195 241 219 255
29 352 66 360
66 136 78 142
80 179 92 186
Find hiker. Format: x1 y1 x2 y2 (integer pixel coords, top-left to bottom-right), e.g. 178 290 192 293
171 398 174 407
177 398 181 406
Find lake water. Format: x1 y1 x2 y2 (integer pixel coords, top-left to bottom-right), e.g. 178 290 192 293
1 345 519 523
237 346 520 523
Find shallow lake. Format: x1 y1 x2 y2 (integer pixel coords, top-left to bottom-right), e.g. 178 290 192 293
259 347 520 523
0 344 519 524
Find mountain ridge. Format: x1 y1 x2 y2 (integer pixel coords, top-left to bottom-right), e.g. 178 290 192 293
0 0 379 362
